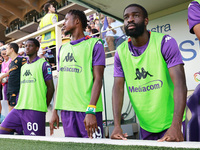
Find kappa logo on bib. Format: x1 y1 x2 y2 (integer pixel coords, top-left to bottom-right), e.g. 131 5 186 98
135 67 153 80
23 70 32 76
63 53 77 62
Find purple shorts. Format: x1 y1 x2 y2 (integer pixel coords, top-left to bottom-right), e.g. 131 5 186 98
61 111 103 138
0 109 46 136
140 121 185 140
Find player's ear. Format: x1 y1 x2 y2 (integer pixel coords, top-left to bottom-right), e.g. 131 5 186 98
145 17 148 26
36 47 39 52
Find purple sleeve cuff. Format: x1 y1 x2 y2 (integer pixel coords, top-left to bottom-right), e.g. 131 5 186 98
113 51 125 77
161 35 184 69
92 40 105 66
42 62 53 81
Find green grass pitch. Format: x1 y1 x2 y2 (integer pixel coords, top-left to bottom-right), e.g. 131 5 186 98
0 138 198 150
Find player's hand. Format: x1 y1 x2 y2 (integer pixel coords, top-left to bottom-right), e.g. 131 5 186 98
158 124 184 142
84 114 98 138
110 126 128 140
49 109 59 136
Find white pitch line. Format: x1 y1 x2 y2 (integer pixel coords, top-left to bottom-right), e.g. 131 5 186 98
0 135 200 149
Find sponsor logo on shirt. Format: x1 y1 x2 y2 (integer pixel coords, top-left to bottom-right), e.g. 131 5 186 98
21 70 36 84
60 65 82 73
23 70 32 76
47 67 52 74
63 53 77 62
135 67 153 80
129 80 163 93
128 68 163 93
61 52 82 73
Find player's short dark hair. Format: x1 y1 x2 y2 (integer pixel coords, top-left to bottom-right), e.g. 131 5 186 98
124 4 148 18
44 3 52 13
27 38 40 48
68 9 87 30
0 41 5 45
9 43 19 53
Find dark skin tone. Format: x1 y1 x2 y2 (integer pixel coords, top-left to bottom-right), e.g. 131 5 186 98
111 6 187 142
49 13 104 138
0 40 55 133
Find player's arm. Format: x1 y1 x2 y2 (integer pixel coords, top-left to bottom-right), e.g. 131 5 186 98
158 65 187 142
111 77 128 140
158 36 187 142
110 51 128 140
49 48 61 135
193 24 200 41
45 79 54 106
49 83 59 136
84 65 104 138
84 41 105 138
42 62 54 106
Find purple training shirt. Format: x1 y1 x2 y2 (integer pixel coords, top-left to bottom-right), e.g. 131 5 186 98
57 36 105 71
114 34 184 77
27 56 53 81
188 1 200 34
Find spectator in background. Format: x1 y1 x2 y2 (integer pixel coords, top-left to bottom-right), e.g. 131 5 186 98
0 48 11 122
100 15 109 51
38 2 58 66
91 28 100 38
0 48 11 101
36 36 44 58
0 42 4 120
0 41 5 47
106 17 124 56
90 21 96 29
85 25 92 35
94 18 101 31
18 43 25 56
0 43 27 112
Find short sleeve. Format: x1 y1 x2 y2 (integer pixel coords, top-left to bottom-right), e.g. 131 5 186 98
161 35 184 68
42 62 53 81
188 1 200 34
92 40 105 66
114 51 125 77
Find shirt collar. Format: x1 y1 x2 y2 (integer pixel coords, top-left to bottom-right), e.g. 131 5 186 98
27 56 40 64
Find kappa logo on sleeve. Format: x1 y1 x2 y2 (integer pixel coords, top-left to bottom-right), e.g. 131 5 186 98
165 36 172 43
96 41 103 45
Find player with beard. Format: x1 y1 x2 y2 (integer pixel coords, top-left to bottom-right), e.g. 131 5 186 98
111 4 187 141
